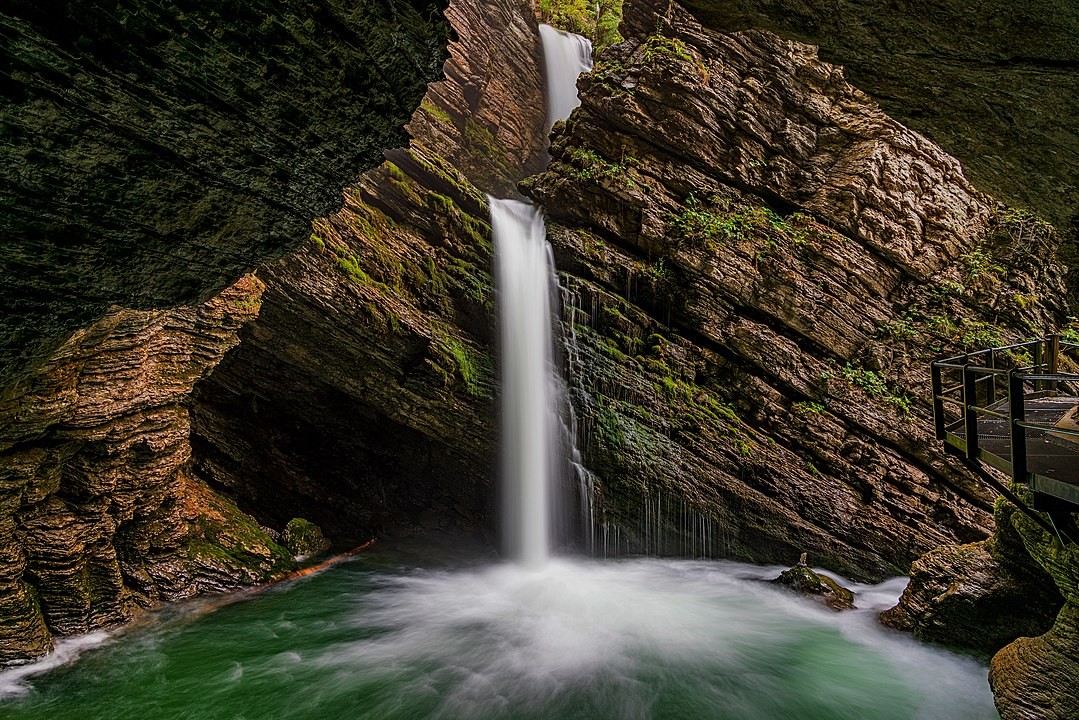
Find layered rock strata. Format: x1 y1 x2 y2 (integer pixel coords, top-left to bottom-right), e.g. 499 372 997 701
891 491 1079 718
523 0 1067 580
881 499 1064 654
199 0 1065 587
188 0 547 544
0 276 291 663
0 0 453 665
678 0 1079 234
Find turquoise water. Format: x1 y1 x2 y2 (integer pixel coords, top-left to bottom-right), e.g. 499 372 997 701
0 550 998 719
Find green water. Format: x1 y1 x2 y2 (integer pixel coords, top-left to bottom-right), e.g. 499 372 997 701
0 550 998 720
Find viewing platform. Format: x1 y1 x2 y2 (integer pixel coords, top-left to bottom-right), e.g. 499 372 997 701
931 336 1079 510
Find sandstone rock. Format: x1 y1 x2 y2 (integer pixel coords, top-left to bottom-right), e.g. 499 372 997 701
0 276 291 663
880 506 1063 654
987 497 1079 719
189 0 548 546
678 0 1079 233
989 602 1079 720
523 0 1066 579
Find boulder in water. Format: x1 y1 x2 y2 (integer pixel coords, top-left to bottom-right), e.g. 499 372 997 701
773 553 856 611
281 518 330 560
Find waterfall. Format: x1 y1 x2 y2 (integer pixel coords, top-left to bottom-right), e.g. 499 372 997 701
491 25 593 566
492 198 557 567
539 24 593 129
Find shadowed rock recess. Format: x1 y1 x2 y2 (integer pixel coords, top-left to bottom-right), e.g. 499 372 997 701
0 0 450 663
0 0 450 389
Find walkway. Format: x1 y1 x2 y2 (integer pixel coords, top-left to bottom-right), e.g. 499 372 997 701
932 337 1079 509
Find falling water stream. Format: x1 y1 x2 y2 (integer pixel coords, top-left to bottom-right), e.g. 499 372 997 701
492 197 557 566
0 23 999 720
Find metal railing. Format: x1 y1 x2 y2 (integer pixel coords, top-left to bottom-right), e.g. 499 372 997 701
931 335 1079 506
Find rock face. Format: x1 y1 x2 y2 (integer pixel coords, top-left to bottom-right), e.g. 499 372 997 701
523 0 1067 580
2 5 1074 711
678 0 1079 234
188 0 547 545
987 498 1079 718
0 276 292 663
0 0 450 389
881 500 1063 654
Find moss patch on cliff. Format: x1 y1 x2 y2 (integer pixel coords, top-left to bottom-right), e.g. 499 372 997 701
538 0 624 51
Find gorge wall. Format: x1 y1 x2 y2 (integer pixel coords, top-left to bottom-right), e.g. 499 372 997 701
189 0 1068 590
3 0 1078 715
0 0 450 663
679 0 1079 237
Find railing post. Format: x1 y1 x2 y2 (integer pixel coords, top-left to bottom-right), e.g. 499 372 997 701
1033 339 1044 392
963 364 979 461
986 350 997 405
1049 333 1060 393
1009 369 1028 485
931 361 946 441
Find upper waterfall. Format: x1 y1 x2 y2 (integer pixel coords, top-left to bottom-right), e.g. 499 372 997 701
539 24 594 129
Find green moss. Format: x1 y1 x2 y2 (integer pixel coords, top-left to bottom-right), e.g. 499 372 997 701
665 197 794 252
281 518 329 558
187 493 293 576
838 363 914 414
463 119 512 175
333 251 371 284
643 34 692 64
429 325 491 399
596 401 627 451
419 99 453 126
566 146 643 190
537 0 623 52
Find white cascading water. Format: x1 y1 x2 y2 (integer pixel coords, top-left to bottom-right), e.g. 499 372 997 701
492 25 593 566
492 198 557 567
539 24 594 128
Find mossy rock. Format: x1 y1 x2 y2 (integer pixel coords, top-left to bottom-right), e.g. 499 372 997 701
281 518 331 558
773 553 855 611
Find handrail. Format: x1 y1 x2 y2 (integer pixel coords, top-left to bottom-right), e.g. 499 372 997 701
930 334 1078 511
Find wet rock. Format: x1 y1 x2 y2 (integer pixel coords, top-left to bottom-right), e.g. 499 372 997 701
989 602 1079 720
773 553 855 611
881 499 1062 654
678 0 1079 232
523 0 1066 580
189 0 547 545
988 498 1079 719
0 277 292 663
282 519 331 559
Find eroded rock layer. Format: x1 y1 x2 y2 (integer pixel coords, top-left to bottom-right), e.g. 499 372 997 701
678 0 1079 234
189 0 547 544
988 498 1079 719
0 277 291 663
881 499 1063 654
523 0 1066 580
